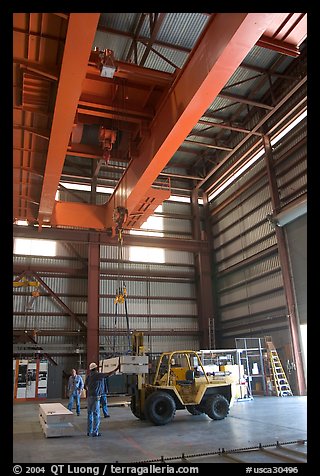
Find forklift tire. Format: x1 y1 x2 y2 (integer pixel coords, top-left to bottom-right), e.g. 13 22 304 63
205 394 229 420
130 395 146 420
186 405 204 415
145 391 176 425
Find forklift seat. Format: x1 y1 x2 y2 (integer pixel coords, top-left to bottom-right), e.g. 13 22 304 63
176 370 195 386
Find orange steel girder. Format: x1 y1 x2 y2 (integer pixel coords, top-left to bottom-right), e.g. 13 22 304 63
51 13 278 231
37 13 100 226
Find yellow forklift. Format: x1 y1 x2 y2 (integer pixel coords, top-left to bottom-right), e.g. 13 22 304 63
127 332 236 426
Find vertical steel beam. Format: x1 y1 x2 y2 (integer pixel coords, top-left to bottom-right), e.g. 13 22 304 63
203 192 218 349
91 161 98 204
191 189 201 242
87 234 100 367
263 134 306 396
191 190 214 349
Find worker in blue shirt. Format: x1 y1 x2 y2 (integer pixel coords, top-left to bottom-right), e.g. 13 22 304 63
100 376 110 418
85 361 119 437
67 368 84 416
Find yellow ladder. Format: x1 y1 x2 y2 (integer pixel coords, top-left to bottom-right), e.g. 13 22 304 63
265 337 293 397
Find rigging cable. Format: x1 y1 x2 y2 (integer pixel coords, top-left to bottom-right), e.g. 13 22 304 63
113 210 131 354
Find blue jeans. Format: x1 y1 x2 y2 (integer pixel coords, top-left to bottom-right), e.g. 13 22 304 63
87 396 101 435
67 391 81 415
100 394 109 417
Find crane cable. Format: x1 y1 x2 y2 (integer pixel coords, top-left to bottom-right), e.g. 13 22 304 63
113 208 131 354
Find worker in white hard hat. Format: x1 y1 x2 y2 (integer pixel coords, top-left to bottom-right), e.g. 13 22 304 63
84 361 119 437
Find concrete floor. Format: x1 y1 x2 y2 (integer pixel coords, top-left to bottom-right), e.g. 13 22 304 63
13 395 307 464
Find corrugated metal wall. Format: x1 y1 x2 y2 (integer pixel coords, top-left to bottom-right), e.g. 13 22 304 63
210 117 307 351
13 113 307 373
99 200 197 354
13 199 200 372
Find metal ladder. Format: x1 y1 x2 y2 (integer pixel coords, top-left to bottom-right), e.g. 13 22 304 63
265 337 293 396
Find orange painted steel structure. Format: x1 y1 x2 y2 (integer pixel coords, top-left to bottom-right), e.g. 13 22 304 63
13 13 307 232
50 13 279 232
13 12 307 393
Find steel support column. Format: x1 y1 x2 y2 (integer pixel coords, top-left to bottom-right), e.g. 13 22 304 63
203 192 218 349
263 134 306 396
87 235 100 367
191 190 214 349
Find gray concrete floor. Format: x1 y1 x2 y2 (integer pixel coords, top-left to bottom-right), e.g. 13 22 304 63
13 395 307 464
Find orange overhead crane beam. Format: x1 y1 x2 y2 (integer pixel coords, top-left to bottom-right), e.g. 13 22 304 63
51 13 278 232
37 13 100 227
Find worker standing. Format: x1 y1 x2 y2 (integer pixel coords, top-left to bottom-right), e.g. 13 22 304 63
67 368 84 416
100 376 110 418
85 362 118 437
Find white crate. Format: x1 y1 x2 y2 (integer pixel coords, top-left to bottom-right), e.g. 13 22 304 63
39 403 75 438
100 355 149 374
100 357 120 373
120 355 149 374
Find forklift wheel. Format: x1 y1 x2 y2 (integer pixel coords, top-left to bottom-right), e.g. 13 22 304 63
130 395 146 420
205 394 229 420
145 391 176 425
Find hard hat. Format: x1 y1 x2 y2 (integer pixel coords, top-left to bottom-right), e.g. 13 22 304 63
89 362 97 370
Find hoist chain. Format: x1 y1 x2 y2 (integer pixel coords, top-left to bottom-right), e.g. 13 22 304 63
112 207 131 353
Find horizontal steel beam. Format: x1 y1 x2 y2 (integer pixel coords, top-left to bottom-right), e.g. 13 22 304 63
38 13 100 226
13 224 208 252
13 329 200 337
